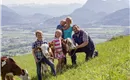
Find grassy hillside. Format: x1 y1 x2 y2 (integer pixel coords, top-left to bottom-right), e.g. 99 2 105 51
13 35 130 80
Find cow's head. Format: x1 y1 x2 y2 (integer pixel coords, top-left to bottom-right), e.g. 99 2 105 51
65 38 76 52
19 69 30 80
48 42 54 48
48 42 55 53
0 57 7 70
41 43 50 58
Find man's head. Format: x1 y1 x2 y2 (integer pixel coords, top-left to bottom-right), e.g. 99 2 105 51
72 24 80 33
35 30 43 40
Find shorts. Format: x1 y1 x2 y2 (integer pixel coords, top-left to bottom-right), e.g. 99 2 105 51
55 52 65 59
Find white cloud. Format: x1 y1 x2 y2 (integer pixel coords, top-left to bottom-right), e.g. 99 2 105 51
2 0 87 5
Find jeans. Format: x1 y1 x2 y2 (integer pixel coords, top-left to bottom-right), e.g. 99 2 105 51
36 57 56 80
70 46 95 65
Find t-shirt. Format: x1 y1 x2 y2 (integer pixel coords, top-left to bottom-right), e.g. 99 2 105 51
57 25 63 30
52 38 65 59
52 38 62 54
32 40 46 60
63 26 73 39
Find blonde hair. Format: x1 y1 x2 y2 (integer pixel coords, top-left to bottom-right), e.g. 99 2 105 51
60 19 66 25
56 29 62 34
55 29 62 37
35 30 43 36
60 19 66 23
66 16 72 24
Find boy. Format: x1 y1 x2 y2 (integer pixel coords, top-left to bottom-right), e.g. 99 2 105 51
32 30 56 80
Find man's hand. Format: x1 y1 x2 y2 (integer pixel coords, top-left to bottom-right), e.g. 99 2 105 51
36 58 42 63
75 46 79 49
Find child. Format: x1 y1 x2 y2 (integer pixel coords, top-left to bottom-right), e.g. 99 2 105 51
52 29 65 73
32 30 56 80
56 20 66 38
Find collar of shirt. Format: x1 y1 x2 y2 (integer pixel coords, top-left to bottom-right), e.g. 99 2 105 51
37 39 43 42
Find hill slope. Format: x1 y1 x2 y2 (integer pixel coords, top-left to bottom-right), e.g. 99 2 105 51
13 35 130 80
97 8 130 26
83 0 129 13
1 5 23 25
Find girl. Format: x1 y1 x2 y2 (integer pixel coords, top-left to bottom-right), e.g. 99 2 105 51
52 29 65 73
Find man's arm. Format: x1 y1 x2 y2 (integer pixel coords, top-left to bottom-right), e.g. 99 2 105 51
76 41 88 49
76 31 89 49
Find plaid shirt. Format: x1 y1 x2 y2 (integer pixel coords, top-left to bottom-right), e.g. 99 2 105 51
32 40 47 60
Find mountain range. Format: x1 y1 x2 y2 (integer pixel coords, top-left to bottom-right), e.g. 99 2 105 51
1 5 53 26
1 0 129 26
9 3 82 17
1 5 23 25
43 0 129 27
96 8 130 26
83 0 129 13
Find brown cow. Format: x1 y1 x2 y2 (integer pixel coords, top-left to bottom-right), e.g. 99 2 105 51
1 56 30 80
48 38 69 65
49 39 68 57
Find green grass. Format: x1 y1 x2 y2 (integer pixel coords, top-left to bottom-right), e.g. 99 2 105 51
12 35 130 80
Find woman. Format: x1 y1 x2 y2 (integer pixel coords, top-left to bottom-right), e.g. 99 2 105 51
62 16 73 65
63 17 73 39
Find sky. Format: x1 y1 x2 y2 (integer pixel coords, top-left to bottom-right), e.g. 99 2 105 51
2 0 87 5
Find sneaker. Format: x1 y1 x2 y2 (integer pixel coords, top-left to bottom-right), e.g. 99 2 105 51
53 73 56 76
72 62 77 67
93 50 98 58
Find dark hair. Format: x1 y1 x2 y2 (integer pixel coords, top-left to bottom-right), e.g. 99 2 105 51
72 24 79 28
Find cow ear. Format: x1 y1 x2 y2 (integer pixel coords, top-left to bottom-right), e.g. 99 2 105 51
1 60 6 67
65 39 67 43
62 39 66 43
48 42 52 47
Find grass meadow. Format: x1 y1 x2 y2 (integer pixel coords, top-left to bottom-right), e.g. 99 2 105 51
11 35 130 80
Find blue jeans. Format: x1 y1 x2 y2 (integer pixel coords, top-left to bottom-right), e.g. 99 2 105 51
36 57 56 80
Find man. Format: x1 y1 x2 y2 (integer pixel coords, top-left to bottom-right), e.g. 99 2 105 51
70 25 98 65
32 30 56 80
